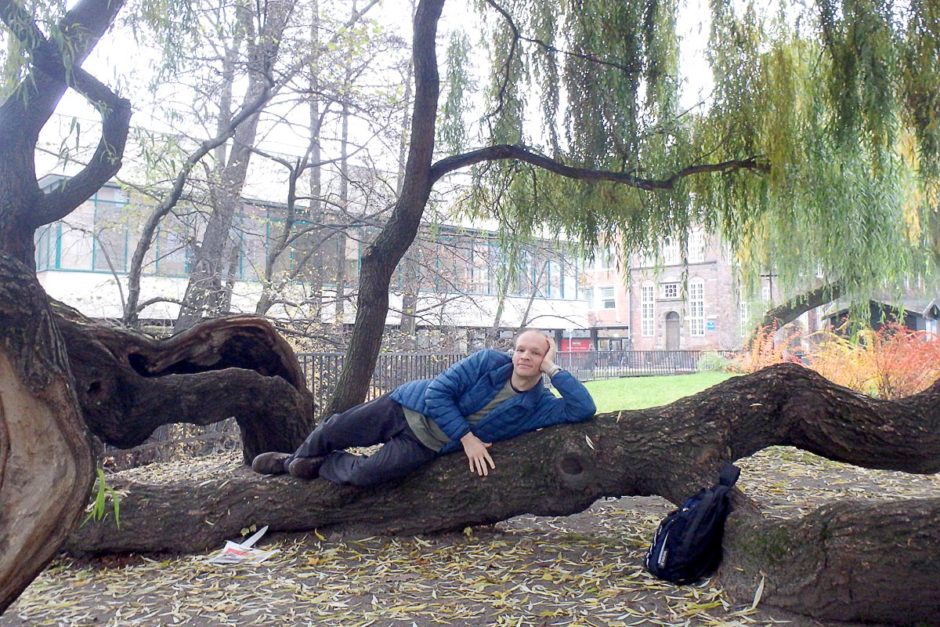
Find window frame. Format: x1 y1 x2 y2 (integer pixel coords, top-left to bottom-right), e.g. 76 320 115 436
641 282 655 336
689 278 705 336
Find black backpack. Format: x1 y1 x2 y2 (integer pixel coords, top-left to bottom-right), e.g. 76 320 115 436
644 462 741 584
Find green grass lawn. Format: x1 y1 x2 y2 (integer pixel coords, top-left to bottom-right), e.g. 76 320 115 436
583 372 736 412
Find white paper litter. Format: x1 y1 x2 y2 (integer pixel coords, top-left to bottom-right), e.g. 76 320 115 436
207 526 279 565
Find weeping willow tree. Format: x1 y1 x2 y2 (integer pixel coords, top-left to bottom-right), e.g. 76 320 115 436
446 0 938 311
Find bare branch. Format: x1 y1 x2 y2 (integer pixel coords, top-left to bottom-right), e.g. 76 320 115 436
430 144 769 190
0 0 131 226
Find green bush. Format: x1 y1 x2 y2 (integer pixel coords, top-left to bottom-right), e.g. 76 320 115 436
697 352 732 372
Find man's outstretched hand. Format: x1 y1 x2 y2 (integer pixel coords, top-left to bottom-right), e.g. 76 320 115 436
461 432 494 477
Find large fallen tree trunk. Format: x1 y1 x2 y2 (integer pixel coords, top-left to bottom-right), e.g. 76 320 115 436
0 256 96 613
67 364 940 623
52 309 316 462
722 497 940 623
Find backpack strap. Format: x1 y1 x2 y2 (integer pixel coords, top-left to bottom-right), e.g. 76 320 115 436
677 489 720 556
719 462 741 487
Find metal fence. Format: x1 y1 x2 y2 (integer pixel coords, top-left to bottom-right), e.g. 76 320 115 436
556 350 738 380
297 352 466 417
297 349 737 415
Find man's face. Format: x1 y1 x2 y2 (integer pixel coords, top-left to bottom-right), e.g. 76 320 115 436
512 331 549 377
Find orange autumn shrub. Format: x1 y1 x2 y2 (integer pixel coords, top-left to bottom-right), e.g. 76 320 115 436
808 323 940 399
806 330 874 394
731 324 801 373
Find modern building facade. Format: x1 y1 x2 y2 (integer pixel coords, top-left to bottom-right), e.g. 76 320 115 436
33 176 593 346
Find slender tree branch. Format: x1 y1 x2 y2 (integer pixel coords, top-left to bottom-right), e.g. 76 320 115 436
483 0 642 75
134 297 184 315
430 144 769 189
36 89 132 225
481 0 520 125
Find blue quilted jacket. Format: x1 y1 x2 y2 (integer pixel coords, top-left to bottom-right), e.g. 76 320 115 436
390 349 596 454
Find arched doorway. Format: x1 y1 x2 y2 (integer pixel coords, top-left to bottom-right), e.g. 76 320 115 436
665 311 680 350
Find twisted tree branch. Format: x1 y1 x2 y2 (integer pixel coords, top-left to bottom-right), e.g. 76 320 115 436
430 144 769 190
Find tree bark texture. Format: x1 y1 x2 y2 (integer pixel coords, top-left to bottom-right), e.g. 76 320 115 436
67 364 939 623
0 256 95 613
721 498 940 623
54 312 316 461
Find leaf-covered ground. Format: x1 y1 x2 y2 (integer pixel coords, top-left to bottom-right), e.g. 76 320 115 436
3 447 938 626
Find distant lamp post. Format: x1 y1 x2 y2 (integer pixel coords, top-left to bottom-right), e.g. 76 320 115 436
760 269 778 306
565 328 572 369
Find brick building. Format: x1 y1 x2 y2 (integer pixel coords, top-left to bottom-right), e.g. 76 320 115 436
583 229 784 351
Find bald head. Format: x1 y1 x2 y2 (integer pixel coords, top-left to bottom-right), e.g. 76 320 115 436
515 330 550 352
511 330 552 384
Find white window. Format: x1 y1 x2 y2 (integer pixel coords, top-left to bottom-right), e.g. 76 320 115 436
600 286 616 309
761 282 772 304
739 295 750 338
583 287 594 307
596 247 616 269
662 237 680 265
688 229 706 263
637 249 656 268
641 283 655 336
689 278 705 336
661 282 679 299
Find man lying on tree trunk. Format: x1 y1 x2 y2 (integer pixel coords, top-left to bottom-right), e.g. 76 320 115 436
251 330 597 486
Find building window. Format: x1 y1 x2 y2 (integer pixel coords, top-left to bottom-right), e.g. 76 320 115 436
739 294 750 338
583 286 595 307
34 224 56 271
637 249 656 268
689 278 705 336
662 237 680 265
596 247 616 269
600 286 616 309
661 282 679 299
688 229 706 263
641 283 655 336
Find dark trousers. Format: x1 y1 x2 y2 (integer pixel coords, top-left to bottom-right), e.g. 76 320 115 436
291 394 438 487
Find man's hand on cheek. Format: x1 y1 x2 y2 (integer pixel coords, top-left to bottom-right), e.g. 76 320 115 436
540 336 558 373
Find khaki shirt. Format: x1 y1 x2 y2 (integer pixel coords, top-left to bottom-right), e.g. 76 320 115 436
404 380 519 451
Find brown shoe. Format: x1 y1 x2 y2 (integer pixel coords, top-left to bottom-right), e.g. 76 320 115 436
288 456 325 480
251 452 291 475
